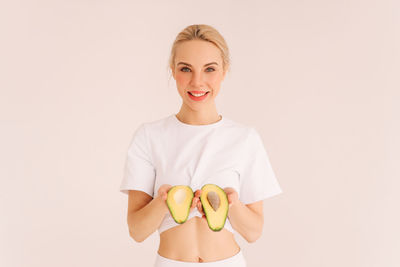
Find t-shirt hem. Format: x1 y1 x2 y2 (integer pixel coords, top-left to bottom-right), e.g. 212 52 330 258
120 187 154 198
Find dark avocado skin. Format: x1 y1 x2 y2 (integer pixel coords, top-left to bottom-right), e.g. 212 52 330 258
200 184 229 231
166 185 194 224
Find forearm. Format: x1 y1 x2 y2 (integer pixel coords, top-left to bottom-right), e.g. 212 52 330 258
128 195 168 242
227 201 263 243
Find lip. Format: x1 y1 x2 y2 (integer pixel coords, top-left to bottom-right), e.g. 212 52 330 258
189 90 209 94
187 91 210 101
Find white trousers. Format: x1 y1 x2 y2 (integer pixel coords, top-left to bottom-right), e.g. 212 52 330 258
153 249 247 267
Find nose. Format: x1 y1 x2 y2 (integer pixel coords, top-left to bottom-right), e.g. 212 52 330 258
190 71 205 89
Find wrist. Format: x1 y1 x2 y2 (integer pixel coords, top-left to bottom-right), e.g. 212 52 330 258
155 194 169 215
229 196 241 208
228 199 242 217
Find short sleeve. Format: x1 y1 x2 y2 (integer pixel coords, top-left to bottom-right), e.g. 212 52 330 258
119 123 156 197
238 128 283 204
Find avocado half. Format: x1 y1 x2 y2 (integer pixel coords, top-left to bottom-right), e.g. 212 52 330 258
166 185 194 224
200 184 229 232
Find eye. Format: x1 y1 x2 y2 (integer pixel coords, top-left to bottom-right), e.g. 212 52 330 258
179 67 216 72
180 67 190 72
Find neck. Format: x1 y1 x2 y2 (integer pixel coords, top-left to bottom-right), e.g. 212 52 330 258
176 104 221 125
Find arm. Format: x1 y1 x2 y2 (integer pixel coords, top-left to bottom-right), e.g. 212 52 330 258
228 199 264 243
127 186 170 242
127 184 200 242
197 187 264 243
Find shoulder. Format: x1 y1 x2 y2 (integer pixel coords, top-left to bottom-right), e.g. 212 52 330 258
127 116 170 146
224 118 263 141
221 118 267 154
134 115 173 135
219 116 255 138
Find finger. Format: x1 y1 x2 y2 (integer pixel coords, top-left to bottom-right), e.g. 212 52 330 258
166 185 172 193
191 197 198 208
197 201 204 215
159 184 170 195
197 201 201 212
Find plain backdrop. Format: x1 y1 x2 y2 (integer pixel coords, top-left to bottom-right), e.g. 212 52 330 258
1 0 399 267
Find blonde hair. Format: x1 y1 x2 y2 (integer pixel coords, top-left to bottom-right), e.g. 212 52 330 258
167 24 231 76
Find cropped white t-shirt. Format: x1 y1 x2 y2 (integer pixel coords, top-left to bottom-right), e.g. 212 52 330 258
120 113 283 235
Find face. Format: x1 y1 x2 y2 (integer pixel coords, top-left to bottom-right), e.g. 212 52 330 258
171 40 227 110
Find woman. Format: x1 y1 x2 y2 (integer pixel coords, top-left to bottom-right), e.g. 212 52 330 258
120 24 283 267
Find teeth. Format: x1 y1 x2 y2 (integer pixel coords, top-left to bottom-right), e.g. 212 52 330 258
190 92 208 97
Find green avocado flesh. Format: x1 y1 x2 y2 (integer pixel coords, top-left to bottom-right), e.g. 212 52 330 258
200 184 229 232
166 185 194 224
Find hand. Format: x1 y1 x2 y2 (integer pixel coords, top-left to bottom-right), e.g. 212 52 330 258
158 184 172 201
191 189 207 219
159 185 205 218
223 187 239 208
193 188 239 219
157 184 173 214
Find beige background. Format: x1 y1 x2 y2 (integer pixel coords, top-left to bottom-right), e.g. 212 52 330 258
1 0 399 266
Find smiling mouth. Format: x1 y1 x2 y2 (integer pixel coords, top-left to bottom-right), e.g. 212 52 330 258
188 91 210 96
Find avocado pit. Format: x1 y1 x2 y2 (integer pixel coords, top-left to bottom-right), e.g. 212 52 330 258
207 191 220 211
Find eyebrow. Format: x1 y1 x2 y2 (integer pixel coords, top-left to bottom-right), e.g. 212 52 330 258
177 62 218 67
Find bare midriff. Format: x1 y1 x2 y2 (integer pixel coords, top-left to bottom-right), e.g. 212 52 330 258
158 216 240 263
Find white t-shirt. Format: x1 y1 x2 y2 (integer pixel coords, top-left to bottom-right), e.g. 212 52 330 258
120 113 283 234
